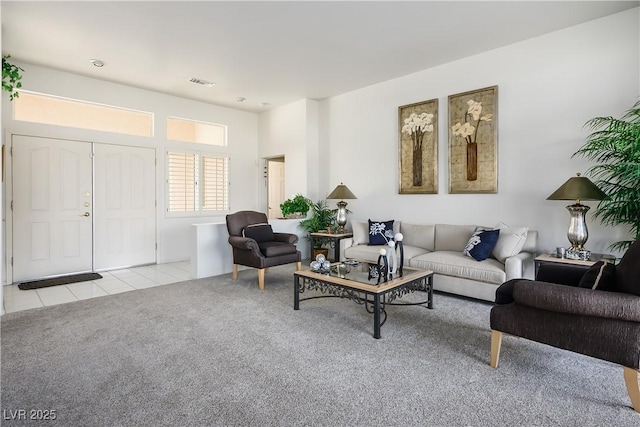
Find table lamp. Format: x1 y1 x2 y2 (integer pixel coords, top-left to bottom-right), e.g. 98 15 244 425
547 173 606 258
327 183 357 233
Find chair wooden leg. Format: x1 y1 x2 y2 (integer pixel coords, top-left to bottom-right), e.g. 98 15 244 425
623 367 640 413
490 330 503 368
257 269 265 290
232 264 238 280
295 261 302 271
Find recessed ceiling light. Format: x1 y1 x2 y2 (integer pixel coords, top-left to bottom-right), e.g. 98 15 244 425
260 102 271 107
90 59 105 68
236 97 246 102
189 77 215 88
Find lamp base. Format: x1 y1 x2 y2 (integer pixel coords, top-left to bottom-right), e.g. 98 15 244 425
565 247 591 261
336 201 348 233
566 203 590 249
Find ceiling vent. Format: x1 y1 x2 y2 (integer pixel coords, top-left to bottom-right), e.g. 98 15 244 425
189 77 215 88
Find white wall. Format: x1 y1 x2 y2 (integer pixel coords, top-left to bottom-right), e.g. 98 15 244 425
257 98 324 206
2 63 260 272
317 9 639 257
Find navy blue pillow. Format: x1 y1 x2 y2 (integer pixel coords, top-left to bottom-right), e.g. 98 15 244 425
368 219 394 246
243 223 274 243
464 229 500 261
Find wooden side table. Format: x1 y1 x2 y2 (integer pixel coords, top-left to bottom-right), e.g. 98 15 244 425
309 232 353 262
534 253 615 279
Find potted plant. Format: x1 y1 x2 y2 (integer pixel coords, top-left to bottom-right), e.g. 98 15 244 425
279 194 310 219
299 199 337 258
2 55 23 101
573 99 640 252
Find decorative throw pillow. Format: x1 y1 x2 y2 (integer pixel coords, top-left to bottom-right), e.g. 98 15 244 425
243 223 274 243
351 221 369 245
492 222 529 262
615 239 640 296
578 261 616 291
464 228 500 261
368 219 395 246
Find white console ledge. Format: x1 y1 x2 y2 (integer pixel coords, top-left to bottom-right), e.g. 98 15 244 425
190 219 309 279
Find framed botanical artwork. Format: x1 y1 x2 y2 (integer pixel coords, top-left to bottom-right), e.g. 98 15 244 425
398 98 438 194
448 85 498 193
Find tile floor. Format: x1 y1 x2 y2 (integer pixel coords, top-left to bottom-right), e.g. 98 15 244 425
2 261 192 314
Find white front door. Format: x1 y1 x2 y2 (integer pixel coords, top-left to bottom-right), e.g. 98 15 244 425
12 135 94 282
94 144 156 269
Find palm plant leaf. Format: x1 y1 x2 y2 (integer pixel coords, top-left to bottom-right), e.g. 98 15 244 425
572 100 640 251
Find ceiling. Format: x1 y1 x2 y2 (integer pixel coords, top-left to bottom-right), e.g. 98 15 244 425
2 1 638 113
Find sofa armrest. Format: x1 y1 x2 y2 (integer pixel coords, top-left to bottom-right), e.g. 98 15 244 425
504 252 534 280
228 236 263 258
273 232 298 245
340 237 355 260
513 280 640 322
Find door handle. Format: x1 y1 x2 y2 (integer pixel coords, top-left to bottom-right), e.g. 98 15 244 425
80 212 90 217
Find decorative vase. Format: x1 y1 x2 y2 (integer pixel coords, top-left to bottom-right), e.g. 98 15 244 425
411 131 427 187
466 142 478 181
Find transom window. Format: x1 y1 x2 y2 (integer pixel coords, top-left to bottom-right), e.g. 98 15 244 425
167 117 226 146
13 91 153 137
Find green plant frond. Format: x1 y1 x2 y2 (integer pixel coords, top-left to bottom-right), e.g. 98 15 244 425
575 101 640 249
298 199 338 246
609 240 634 253
621 99 640 121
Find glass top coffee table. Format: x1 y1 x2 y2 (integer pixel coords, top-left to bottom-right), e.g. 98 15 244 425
294 260 434 339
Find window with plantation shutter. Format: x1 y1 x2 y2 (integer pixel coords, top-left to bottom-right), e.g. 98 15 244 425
201 155 229 211
167 151 228 214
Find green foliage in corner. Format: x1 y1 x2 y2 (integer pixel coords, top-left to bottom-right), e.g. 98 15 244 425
573 99 640 252
299 199 337 247
2 55 23 101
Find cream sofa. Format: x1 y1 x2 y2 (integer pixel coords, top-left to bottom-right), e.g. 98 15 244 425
340 221 538 302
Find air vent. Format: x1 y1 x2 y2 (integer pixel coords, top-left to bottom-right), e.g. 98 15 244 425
189 77 215 88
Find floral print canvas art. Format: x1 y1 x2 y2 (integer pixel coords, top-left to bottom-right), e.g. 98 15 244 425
398 98 438 194
448 86 498 193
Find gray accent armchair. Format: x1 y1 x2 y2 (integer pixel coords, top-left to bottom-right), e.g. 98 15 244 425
226 210 301 290
490 239 640 413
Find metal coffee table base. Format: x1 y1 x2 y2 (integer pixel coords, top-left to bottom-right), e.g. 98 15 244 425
294 273 433 339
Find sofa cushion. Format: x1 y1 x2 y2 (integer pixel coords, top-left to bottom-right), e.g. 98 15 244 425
344 244 427 263
344 244 388 262
578 261 616 291
400 223 435 251
243 223 274 243
492 222 529 262
410 251 506 284
351 221 369 245
464 228 500 261
368 219 395 245
434 224 477 252
402 245 431 261
257 241 297 257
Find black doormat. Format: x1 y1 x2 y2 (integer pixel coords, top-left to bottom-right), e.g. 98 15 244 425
18 273 103 290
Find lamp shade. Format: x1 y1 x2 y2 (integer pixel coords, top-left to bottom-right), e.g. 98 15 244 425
546 173 606 202
327 183 357 200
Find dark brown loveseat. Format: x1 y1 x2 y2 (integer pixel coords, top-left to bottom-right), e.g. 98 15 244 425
490 239 640 413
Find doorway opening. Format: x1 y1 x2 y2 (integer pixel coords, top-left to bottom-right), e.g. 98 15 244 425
266 156 285 219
